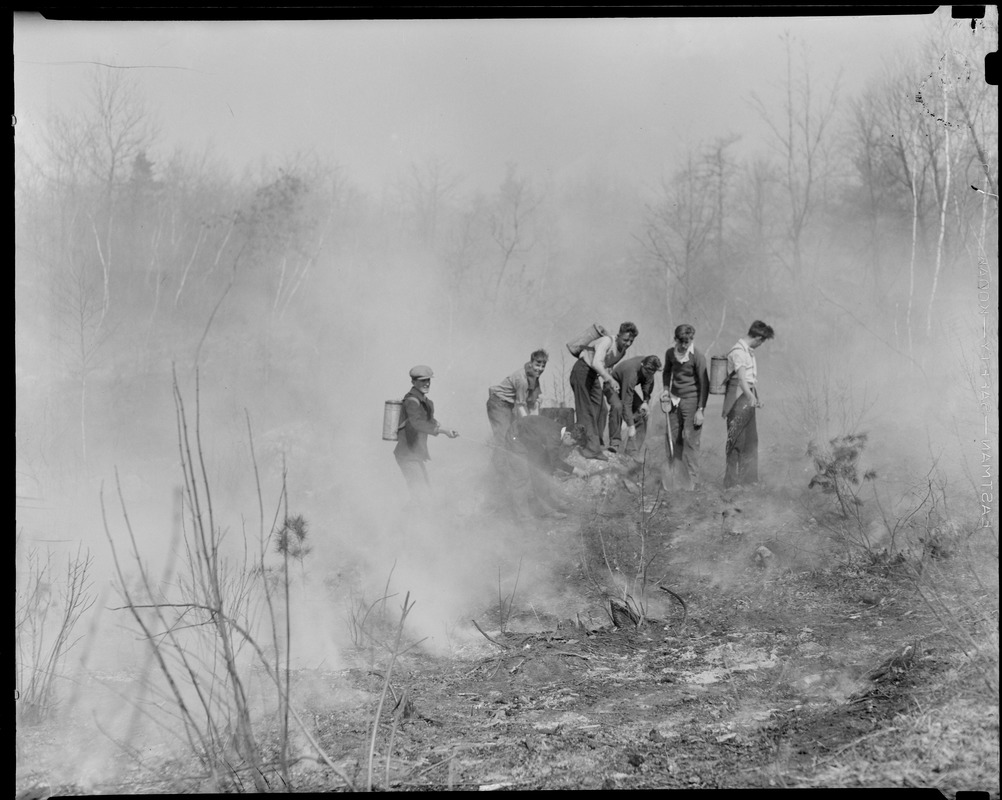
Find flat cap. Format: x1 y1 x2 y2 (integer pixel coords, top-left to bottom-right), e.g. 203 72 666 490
409 365 434 379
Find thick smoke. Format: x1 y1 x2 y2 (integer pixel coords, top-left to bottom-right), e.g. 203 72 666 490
15 10 998 790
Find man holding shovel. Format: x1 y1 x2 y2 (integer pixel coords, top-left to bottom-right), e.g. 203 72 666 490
660 324 710 492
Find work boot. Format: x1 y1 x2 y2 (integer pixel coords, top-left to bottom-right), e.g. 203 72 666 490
585 450 609 461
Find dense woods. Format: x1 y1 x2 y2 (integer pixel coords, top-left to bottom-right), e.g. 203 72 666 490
15 21 997 480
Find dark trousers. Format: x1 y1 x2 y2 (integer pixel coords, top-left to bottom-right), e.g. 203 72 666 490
608 391 648 455
598 387 612 447
724 395 758 488
570 359 605 456
666 395 702 487
500 443 565 518
486 394 515 444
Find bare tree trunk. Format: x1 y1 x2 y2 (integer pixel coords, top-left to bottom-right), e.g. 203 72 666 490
927 81 951 335
174 225 207 308
906 188 919 355
79 375 87 466
89 214 112 331
906 128 920 356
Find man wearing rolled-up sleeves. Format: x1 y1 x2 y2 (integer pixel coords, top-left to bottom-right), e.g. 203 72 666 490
722 321 775 490
569 322 638 461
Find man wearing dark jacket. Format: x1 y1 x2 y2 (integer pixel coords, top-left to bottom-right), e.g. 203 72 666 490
500 416 587 520
661 324 710 491
607 355 662 457
393 365 459 503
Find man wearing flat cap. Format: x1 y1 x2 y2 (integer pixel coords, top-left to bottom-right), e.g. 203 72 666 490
393 365 459 502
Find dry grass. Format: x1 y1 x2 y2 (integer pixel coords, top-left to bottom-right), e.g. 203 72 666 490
806 527 999 793
806 694 999 792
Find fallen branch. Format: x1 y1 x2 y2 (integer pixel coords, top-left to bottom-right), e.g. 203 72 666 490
508 658 527 674
820 726 900 762
658 586 689 631
550 650 591 661
471 619 509 650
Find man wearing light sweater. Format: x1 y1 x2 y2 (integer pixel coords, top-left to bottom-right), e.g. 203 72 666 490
661 324 710 491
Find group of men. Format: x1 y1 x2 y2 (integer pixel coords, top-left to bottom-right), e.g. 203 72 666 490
567 321 708 488
564 319 775 491
392 318 775 513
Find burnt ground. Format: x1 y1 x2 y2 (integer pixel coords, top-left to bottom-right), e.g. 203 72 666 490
15 451 1001 795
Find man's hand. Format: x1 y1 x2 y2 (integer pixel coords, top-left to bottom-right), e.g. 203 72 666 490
694 408 705 427
444 429 459 438
638 402 649 418
659 390 671 403
627 425 637 439
572 466 587 478
608 378 621 394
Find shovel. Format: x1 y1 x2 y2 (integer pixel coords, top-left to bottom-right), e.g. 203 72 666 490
660 396 676 493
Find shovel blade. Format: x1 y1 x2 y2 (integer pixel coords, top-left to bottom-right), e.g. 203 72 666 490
660 460 675 493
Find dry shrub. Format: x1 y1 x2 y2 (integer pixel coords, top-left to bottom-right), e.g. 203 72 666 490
15 538 95 726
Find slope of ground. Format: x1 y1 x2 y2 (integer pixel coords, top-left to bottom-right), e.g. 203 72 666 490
15 452 1000 795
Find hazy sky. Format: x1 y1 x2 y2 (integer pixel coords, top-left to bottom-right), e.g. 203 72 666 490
13 11 947 192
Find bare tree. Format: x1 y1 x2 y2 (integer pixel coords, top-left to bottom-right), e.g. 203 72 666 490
79 68 158 197
734 156 782 302
489 163 541 303
849 59 938 353
444 191 490 295
638 150 717 321
226 160 336 321
403 157 464 248
704 134 742 266
848 87 896 293
74 68 159 327
916 35 996 334
51 252 113 464
751 32 841 287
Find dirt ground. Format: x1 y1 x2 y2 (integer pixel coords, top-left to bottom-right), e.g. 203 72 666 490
15 449 1001 795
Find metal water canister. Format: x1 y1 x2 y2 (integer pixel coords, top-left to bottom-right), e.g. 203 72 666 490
709 356 729 395
382 400 402 441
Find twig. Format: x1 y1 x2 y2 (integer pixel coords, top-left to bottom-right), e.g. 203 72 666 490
550 651 592 661
487 655 506 680
471 619 509 649
385 686 409 787
658 586 689 631
367 592 415 791
820 726 899 762
497 558 523 635
508 657 527 674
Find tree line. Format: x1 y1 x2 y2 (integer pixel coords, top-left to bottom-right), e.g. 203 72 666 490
15 22 998 469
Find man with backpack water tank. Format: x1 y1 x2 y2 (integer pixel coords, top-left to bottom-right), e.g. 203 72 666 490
567 321 638 461
722 320 775 490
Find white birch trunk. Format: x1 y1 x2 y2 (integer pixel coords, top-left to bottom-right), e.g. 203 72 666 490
927 79 951 335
